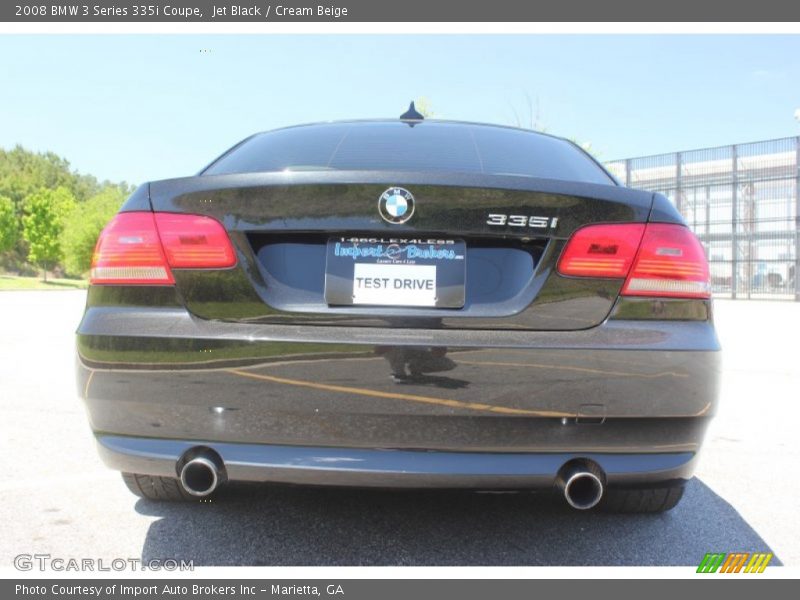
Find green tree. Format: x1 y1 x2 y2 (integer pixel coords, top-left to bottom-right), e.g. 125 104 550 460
62 187 126 276
506 93 602 159
22 187 76 280
414 97 436 118
0 145 133 272
0 145 133 208
0 195 18 253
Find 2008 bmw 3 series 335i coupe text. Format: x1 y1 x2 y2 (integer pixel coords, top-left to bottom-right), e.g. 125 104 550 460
76 108 720 512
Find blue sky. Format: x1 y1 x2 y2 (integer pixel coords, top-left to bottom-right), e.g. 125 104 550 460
1 35 799 185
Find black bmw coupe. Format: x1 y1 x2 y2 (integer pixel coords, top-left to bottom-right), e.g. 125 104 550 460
77 107 719 512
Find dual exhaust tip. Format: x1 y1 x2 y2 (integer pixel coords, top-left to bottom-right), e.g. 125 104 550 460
176 449 606 509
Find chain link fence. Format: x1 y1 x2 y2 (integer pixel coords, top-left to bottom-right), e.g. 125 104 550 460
606 137 800 300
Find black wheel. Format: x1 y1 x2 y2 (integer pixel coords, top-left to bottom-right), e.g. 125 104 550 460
121 472 197 502
600 485 685 513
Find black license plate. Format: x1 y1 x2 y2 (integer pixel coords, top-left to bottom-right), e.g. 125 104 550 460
324 237 466 308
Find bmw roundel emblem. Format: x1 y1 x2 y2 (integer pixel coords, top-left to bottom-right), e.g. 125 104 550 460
378 187 415 224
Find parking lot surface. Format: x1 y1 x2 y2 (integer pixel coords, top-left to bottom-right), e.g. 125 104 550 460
0 291 797 566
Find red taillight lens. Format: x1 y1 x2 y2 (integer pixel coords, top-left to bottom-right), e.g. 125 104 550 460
558 222 711 299
557 223 646 278
154 213 237 269
90 212 174 284
621 223 710 299
90 212 236 285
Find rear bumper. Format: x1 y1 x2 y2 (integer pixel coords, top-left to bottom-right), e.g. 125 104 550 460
96 434 698 489
77 304 720 486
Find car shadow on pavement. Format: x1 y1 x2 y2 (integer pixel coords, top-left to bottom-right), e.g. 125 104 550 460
137 477 779 566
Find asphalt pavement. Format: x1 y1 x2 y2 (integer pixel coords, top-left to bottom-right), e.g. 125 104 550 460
0 290 797 566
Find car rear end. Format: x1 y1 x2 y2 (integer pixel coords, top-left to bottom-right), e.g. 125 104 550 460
76 121 720 511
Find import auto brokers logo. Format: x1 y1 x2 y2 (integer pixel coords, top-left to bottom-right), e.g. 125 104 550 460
379 187 415 224
697 552 773 573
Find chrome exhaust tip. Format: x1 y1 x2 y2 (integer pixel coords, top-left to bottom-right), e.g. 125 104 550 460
557 460 605 510
179 454 222 497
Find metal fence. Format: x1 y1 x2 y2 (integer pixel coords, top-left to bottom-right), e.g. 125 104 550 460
606 137 800 300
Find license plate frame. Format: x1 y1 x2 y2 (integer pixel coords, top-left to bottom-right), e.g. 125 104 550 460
324 237 466 308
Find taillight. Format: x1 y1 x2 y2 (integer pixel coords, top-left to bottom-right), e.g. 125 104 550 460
90 212 236 285
557 224 646 278
621 223 710 299
90 212 174 284
154 213 237 269
558 222 710 299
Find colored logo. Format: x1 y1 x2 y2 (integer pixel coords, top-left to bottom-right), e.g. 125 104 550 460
697 552 773 573
333 242 461 262
379 187 415 224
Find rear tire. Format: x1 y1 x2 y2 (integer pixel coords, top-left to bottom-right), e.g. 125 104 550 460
121 472 197 502
600 485 685 513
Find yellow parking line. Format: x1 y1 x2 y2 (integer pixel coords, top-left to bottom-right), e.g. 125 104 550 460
252 355 383 369
83 369 95 399
694 402 712 416
227 368 570 417
458 348 692 370
458 359 688 379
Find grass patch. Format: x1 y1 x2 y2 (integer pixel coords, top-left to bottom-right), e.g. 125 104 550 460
0 275 88 291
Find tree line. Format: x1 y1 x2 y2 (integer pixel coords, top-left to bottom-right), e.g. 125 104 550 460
0 146 134 280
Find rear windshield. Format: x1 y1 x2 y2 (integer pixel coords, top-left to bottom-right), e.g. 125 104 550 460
203 121 613 185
